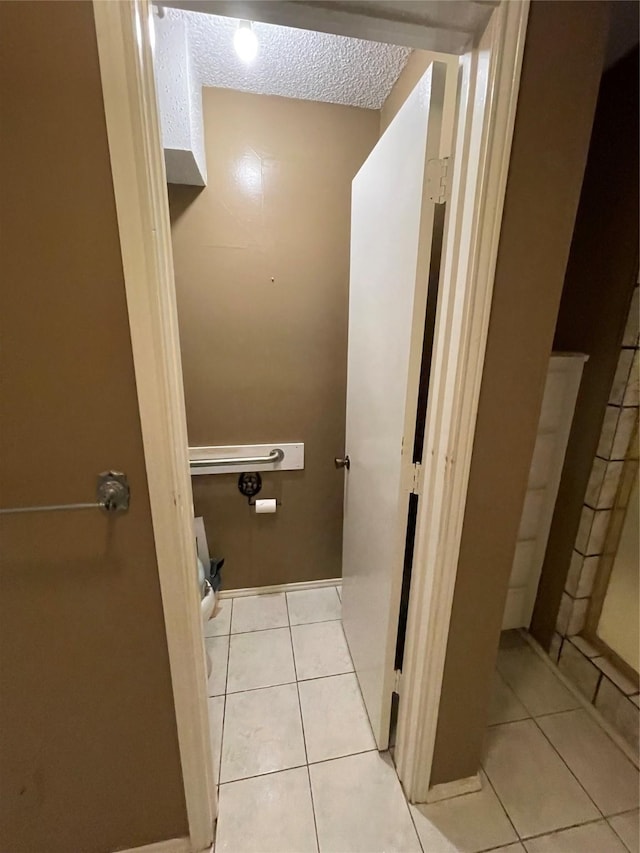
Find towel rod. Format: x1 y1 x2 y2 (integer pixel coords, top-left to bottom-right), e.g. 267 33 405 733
190 448 284 470
0 472 130 515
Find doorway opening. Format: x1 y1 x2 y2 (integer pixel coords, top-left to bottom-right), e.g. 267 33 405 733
152 2 458 825
95 0 529 844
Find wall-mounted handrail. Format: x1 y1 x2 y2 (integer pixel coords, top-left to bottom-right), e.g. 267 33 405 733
1 500 105 515
190 448 284 470
0 472 130 515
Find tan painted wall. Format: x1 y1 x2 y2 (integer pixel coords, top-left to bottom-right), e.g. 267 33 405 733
169 88 378 590
430 0 609 785
0 3 188 850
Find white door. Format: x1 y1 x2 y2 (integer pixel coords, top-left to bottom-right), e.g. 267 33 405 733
503 353 587 629
341 64 447 749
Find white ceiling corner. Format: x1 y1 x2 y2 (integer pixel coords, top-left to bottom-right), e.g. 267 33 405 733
170 8 412 110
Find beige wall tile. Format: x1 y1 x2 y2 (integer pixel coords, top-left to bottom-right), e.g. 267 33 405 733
569 635 599 658
610 349 634 405
586 509 611 555
598 406 621 459
593 658 639 696
557 640 599 702
595 677 640 758
549 632 563 662
585 456 607 507
623 350 639 406
565 550 584 596
597 460 624 509
567 597 589 636
576 555 599 598
611 406 638 459
575 506 594 554
556 593 572 635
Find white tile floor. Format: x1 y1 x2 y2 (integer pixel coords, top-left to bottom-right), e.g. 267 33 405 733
206 591 639 853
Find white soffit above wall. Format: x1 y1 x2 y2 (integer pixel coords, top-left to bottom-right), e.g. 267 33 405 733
172 8 412 110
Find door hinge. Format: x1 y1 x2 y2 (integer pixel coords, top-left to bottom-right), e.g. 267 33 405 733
426 157 449 204
394 669 403 694
410 462 423 496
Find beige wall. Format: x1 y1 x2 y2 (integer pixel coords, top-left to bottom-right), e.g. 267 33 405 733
0 3 187 850
169 88 378 590
430 0 609 785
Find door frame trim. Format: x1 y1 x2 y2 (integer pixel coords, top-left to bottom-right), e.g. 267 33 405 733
94 0 529 840
93 2 216 850
395 0 530 801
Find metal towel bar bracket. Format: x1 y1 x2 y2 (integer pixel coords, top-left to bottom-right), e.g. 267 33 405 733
190 448 284 470
0 471 130 515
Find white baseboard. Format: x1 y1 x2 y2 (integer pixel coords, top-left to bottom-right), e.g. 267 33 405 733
219 577 341 599
116 838 193 853
425 773 482 803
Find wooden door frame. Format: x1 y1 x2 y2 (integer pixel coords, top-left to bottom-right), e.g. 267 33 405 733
93 3 216 851
395 1 530 803
93 0 529 846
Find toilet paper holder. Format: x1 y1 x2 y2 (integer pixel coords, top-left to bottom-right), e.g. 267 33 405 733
248 497 282 507
238 472 282 507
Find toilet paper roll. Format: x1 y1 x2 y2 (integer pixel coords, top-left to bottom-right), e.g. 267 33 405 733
255 498 277 514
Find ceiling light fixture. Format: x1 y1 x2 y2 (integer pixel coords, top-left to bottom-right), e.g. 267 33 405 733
234 20 258 63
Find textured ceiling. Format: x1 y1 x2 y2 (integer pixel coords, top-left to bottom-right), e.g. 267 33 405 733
171 8 411 109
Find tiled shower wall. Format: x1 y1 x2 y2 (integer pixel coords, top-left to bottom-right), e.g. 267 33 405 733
549 283 639 756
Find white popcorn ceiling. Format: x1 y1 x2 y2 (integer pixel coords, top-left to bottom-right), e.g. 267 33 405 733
172 8 412 110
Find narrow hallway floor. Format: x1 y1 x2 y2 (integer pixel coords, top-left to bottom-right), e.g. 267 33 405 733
204 588 639 853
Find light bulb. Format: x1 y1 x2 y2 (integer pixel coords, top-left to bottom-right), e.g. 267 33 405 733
234 21 258 63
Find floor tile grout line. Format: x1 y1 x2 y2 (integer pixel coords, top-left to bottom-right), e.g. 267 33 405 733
493 672 637 773
486 714 532 728
217 668 358 698
486 702 601 729
495 673 581 721
284 592 321 853
217 747 389 788
481 765 522 844
308 747 380 768
218 762 309 787
283 593 304 751
516 814 622 844
530 706 587 722
212 615 346 638
305 764 321 853
483 717 607 835
530 714 606 821
217 597 233 787
404 794 426 853
518 629 639 769
476 840 527 853
607 813 637 853
606 806 640 819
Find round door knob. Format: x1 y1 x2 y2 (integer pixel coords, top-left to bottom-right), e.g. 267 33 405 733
334 456 350 470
